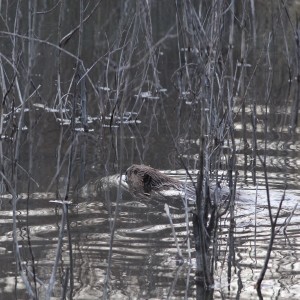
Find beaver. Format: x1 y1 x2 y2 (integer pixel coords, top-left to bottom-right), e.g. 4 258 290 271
125 164 231 205
125 164 196 201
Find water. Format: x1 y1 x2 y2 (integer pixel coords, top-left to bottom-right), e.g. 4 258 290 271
1 1 300 299
1 162 300 299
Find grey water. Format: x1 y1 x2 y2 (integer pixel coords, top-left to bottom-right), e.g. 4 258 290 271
1 1 300 299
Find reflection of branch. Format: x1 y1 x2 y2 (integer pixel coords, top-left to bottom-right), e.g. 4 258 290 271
0 171 36 298
166 264 183 299
103 169 123 298
255 154 286 290
46 203 68 299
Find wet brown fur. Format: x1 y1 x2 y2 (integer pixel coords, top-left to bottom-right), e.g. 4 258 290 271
125 164 230 203
125 164 181 195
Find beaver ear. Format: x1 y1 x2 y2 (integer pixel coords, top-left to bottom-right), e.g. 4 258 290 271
143 173 152 194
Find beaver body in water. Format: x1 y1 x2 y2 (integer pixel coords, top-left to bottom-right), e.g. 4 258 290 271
125 164 182 194
125 164 202 202
88 165 294 207
95 164 230 204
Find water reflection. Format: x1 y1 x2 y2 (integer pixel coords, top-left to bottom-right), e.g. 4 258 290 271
0 167 299 299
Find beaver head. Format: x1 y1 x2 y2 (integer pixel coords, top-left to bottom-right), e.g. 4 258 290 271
125 164 180 196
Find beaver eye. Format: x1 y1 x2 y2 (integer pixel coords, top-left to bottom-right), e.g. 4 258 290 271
134 170 138 175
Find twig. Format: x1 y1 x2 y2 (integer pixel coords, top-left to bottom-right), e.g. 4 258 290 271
59 0 103 47
46 203 67 299
0 31 82 63
281 203 298 234
164 204 184 261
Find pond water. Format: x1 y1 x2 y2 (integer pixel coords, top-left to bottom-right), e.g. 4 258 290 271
1 1 300 299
